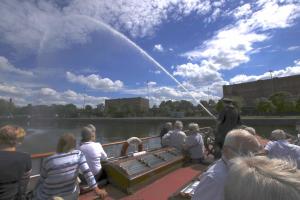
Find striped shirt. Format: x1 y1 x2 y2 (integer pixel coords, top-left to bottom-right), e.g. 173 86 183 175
34 150 96 199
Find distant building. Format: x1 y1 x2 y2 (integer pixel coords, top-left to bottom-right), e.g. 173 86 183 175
223 74 300 106
105 97 149 114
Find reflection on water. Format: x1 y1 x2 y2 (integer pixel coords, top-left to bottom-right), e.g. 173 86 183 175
0 118 296 154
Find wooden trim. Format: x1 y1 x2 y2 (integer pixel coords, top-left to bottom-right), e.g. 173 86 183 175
102 135 159 147
31 152 54 159
31 135 160 159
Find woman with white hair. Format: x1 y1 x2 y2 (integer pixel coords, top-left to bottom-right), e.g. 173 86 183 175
162 121 186 151
264 129 300 168
79 126 107 182
183 123 205 163
225 156 300 200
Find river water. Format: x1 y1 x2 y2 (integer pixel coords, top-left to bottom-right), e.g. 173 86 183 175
0 118 297 154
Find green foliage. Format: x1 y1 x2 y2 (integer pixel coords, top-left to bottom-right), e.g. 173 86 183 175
256 98 275 114
215 100 224 112
269 92 294 113
296 98 300 112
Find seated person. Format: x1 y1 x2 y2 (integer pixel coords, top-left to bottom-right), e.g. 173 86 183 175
79 126 107 181
160 122 173 139
183 123 205 163
162 121 186 151
192 129 261 200
34 133 107 200
225 156 300 200
0 125 31 200
264 129 300 168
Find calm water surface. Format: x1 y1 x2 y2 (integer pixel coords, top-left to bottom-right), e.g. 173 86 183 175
0 118 296 154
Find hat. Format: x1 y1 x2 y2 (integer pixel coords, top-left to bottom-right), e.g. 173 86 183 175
222 98 234 103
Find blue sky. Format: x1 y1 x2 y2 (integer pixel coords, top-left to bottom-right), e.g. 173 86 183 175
0 0 300 107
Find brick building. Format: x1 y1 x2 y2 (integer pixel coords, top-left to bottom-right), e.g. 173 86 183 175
105 97 149 113
223 74 300 106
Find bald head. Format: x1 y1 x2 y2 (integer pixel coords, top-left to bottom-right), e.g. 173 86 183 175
223 129 261 160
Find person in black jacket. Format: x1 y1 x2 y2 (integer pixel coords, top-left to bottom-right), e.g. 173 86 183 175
215 98 241 149
160 122 173 139
0 125 31 200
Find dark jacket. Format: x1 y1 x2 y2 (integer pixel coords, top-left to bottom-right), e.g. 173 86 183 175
216 105 241 146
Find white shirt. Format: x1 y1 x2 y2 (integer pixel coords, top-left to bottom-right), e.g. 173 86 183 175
265 140 300 168
184 132 205 159
79 142 108 175
162 129 186 151
192 158 228 200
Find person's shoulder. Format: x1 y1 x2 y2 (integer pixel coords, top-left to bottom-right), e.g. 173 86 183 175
8 151 31 161
179 131 186 136
206 159 227 179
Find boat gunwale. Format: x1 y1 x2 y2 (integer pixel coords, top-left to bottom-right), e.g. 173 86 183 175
30 135 160 159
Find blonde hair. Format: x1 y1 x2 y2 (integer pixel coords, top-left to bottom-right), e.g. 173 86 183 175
0 125 26 147
56 133 76 153
225 156 300 200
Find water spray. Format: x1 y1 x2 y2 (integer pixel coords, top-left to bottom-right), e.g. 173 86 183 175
39 14 216 119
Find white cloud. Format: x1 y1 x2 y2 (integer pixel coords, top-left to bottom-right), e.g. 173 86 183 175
37 88 107 106
0 0 217 53
153 44 164 52
232 3 252 19
229 59 300 84
66 71 123 91
182 0 300 70
0 83 31 96
287 46 300 51
147 81 157 87
0 56 33 76
124 83 220 106
174 62 223 85
154 70 161 74
0 82 107 107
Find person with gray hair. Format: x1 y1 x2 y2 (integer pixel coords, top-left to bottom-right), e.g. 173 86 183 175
79 126 107 182
162 121 186 151
183 123 205 163
87 124 96 133
192 129 261 200
225 156 300 200
264 129 300 168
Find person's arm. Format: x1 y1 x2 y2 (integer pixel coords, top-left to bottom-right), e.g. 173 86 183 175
162 132 171 147
192 175 222 200
18 155 32 200
99 144 108 161
264 141 273 156
79 152 107 199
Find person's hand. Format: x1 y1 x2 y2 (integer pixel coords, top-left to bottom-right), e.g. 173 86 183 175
94 187 107 199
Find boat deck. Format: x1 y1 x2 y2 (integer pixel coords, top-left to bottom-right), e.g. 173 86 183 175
80 164 207 200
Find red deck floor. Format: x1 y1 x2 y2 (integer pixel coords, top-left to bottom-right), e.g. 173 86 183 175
80 164 206 200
